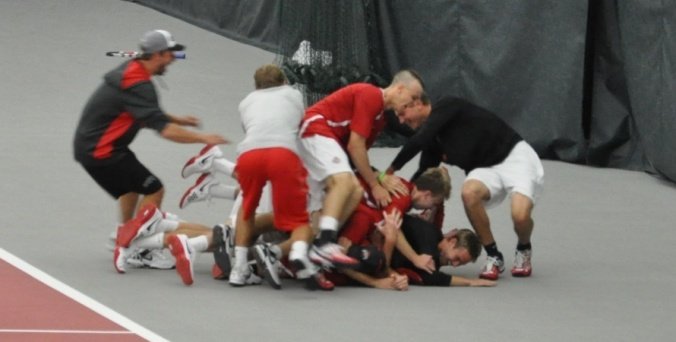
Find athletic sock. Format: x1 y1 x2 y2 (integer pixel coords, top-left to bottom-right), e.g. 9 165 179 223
289 240 309 260
156 218 180 233
132 233 164 250
516 242 532 251
213 158 236 177
484 243 503 260
210 184 239 200
189 235 209 253
234 246 249 269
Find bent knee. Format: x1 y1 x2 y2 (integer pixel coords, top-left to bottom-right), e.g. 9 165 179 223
461 181 488 205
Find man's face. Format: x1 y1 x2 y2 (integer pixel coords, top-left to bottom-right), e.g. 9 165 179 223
440 241 472 267
154 50 176 76
411 189 442 210
396 99 428 130
392 82 422 115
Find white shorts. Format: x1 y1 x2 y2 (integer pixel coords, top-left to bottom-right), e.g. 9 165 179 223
465 141 544 209
299 135 354 213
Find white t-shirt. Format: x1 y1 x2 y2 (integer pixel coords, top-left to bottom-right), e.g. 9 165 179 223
236 85 305 155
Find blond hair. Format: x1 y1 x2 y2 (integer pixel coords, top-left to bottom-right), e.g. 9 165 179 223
254 64 286 89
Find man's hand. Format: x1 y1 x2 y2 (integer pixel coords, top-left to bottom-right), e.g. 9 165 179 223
412 253 435 274
391 273 409 291
203 134 229 145
372 273 408 291
468 278 497 287
376 209 402 242
380 174 410 198
371 184 392 207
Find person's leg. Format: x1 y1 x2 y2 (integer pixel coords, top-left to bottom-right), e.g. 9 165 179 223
511 193 534 245
138 187 164 212
461 179 505 280
319 172 363 237
118 192 139 222
509 193 535 277
461 180 493 246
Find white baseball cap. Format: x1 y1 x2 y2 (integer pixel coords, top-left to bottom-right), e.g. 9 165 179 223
139 29 185 53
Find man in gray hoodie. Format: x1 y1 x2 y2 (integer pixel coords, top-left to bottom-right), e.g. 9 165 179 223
73 29 227 224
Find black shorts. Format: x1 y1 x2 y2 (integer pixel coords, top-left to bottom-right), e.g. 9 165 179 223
82 153 163 199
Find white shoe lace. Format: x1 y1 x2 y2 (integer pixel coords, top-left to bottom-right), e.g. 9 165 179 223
513 250 531 268
483 256 504 272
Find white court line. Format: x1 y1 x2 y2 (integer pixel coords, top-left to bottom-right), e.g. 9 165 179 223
0 329 134 334
0 248 168 342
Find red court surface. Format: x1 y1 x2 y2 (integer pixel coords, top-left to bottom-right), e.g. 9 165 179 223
0 249 165 342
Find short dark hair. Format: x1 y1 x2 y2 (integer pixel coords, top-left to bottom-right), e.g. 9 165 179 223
446 228 482 262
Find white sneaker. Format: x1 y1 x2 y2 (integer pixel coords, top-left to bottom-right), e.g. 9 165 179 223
116 204 163 247
113 246 131 274
253 244 282 289
309 242 359 268
179 173 218 209
479 255 505 281
168 234 194 285
181 145 223 178
229 265 263 287
511 249 532 277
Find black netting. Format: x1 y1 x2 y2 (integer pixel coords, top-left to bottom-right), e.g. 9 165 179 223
275 0 402 145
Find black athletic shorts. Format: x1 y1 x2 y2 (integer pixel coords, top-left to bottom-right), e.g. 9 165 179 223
82 153 163 199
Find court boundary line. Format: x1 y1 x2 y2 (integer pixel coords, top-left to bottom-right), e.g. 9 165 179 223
0 248 168 342
0 329 134 335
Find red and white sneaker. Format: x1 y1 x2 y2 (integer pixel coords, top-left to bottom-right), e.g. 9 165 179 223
168 234 194 286
479 256 505 281
212 263 227 280
305 271 335 291
511 249 532 277
179 173 217 209
116 204 163 247
113 246 130 274
309 242 359 268
181 145 223 178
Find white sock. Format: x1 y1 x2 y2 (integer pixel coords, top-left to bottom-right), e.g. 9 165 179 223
131 233 164 250
210 184 239 200
318 216 338 231
155 219 180 233
213 158 236 177
289 241 309 261
234 246 249 269
188 235 209 253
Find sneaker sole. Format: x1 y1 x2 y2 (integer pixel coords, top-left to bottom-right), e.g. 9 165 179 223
479 273 499 281
113 247 126 274
169 237 194 285
511 269 532 277
253 247 281 290
309 249 359 269
179 173 211 209
212 226 232 277
181 145 218 178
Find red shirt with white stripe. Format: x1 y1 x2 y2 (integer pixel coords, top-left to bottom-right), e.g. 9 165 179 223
300 83 386 149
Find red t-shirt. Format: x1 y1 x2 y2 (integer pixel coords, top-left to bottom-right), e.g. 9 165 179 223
300 83 385 149
340 176 414 245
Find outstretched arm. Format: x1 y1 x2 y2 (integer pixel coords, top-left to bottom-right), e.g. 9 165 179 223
160 123 228 145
